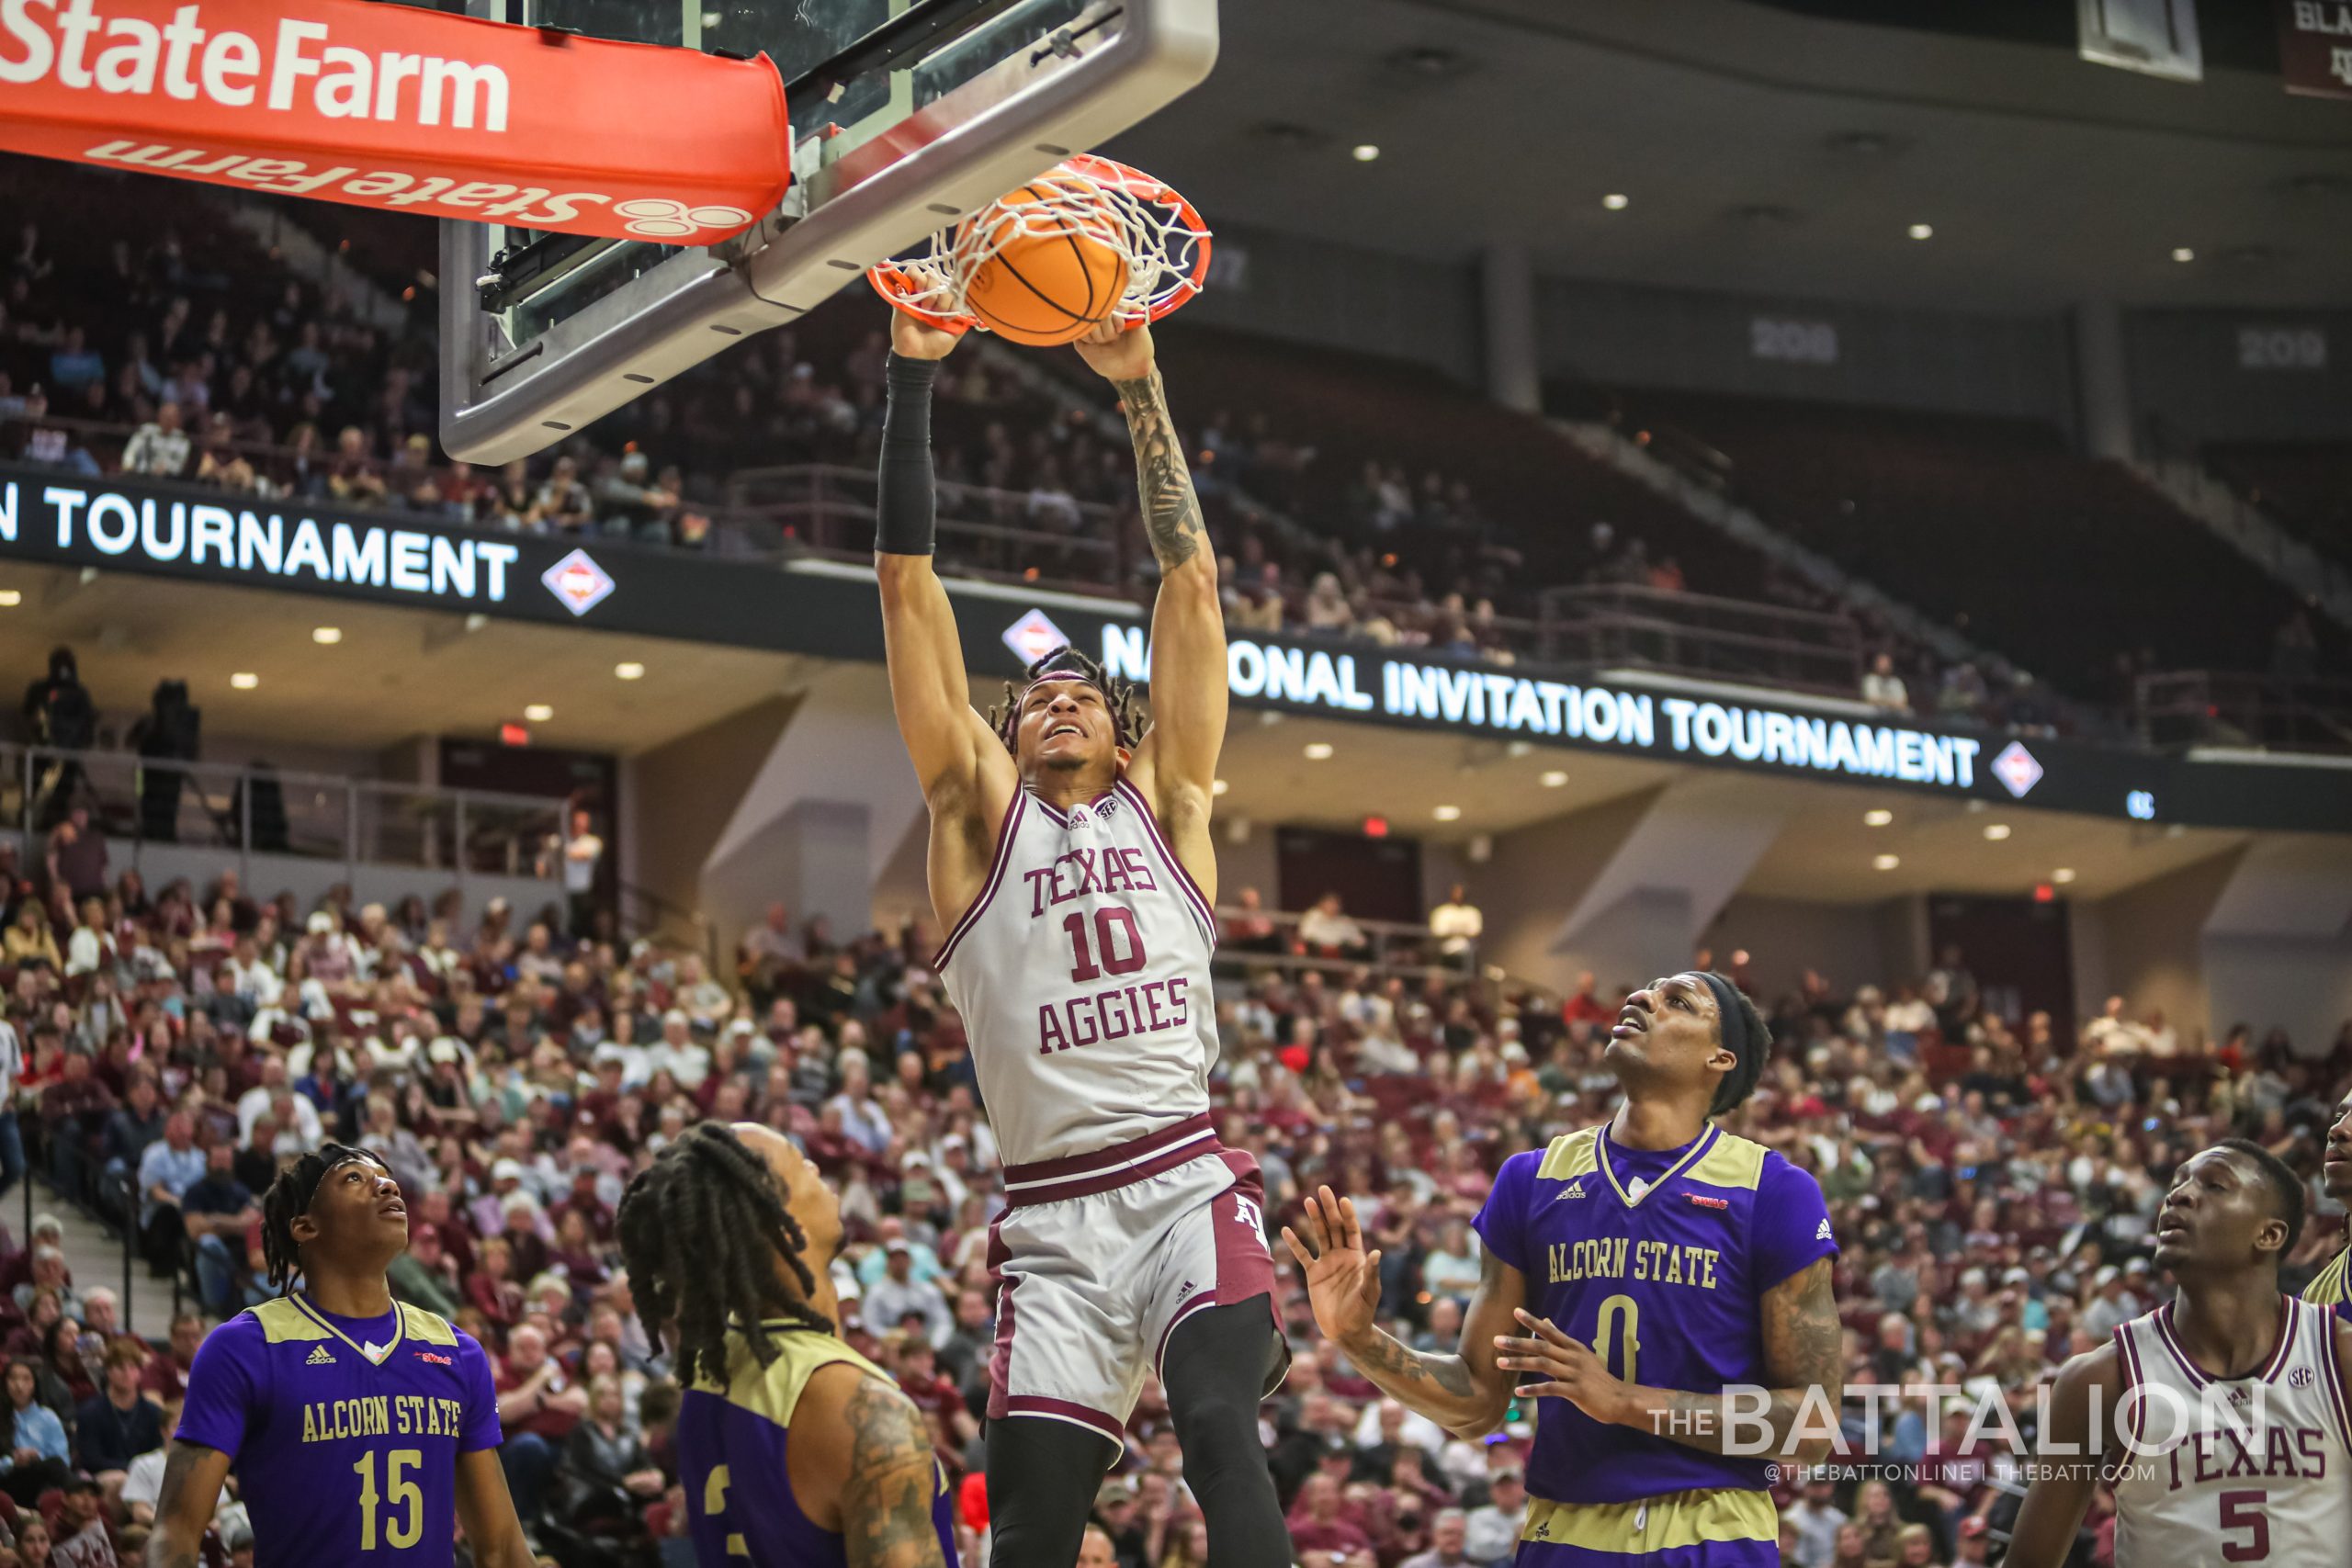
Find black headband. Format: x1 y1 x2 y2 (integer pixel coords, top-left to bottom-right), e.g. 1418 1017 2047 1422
297 1145 388 1213
1697 972 1751 1072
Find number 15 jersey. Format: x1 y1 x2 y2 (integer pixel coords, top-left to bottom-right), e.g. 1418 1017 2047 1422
178 1295 503 1568
936 778 1218 1168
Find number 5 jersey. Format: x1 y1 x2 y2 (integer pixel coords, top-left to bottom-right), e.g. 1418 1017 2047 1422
177 1295 503 1568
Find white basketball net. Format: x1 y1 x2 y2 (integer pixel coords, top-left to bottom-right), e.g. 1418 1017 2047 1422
886 159 1211 329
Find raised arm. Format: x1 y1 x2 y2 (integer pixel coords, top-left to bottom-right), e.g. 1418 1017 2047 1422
1283 1187 1521 1438
873 311 1015 930
1076 321 1226 892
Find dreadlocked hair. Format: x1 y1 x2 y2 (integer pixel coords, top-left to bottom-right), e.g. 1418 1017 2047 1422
989 645 1148 754
616 1122 831 1390
260 1143 387 1293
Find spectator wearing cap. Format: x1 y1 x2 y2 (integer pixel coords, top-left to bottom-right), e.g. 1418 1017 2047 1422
1463 1467 1527 1566
52 1471 118 1566
1952 1514 1991 1563
862 1238 951 1349
2080 1264 2143 1340
644 1009 711 1092
120 400 189 478
1784 1473 1848 1568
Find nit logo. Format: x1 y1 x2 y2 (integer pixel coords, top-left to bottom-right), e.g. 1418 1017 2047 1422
1002 608 1069 666
1991 740 2044 800
415 1351 454 1367
542 548 616 618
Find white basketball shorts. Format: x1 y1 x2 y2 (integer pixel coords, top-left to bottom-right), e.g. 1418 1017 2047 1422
984 1113 1284 1449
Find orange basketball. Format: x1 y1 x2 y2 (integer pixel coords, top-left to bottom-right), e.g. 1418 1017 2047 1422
962 184 1130 347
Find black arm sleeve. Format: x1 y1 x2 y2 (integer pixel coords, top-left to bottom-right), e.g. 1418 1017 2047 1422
876 353 940 556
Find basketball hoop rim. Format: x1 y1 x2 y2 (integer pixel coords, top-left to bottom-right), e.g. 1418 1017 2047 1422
868 153 1210 335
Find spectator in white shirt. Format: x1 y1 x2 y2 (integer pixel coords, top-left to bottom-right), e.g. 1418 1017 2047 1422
1297 892 1370 961
1861 651 1910 713
121 401 191 478
1428 884 1483 966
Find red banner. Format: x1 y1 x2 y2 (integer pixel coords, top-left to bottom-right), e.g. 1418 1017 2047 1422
2278 0 2352 98
0 0 790 243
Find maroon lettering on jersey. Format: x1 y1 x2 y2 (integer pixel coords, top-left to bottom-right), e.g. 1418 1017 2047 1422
1035 976 1191 1055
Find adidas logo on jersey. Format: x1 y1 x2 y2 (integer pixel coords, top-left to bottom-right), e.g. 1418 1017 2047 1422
306 1346 336 1366
1555 1179 1588 1201
1815 1219 1834 1242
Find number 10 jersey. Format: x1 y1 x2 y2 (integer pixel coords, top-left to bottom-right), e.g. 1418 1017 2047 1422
935 778 1219 1170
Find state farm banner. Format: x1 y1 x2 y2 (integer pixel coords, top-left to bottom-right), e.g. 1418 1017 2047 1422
2278 0 2352 98
0 0 790 243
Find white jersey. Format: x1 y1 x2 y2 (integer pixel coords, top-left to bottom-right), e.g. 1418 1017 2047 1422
936 777 1217 1168
2109 1296 2352 1568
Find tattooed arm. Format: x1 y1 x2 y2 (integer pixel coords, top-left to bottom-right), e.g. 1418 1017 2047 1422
1495 1257 1845 1464
1283 1186 1523 1438
795 1362 948 1568
1074 318 1226 899
144 1441 232 1568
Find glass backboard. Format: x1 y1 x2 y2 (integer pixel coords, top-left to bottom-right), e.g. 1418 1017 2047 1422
438 0 1218 464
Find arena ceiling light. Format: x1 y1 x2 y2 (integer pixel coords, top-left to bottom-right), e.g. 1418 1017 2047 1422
0 591 19 607
1212 778 1228 795
1873 853 1900 871
1984 823 2011 840
524 705 554 722
312 626 343 644
1540 770 1568 787
1864 808 1894 826
230 672 259 690
615 662 647 681
1907 223 1934 241
1303 742 1334 760
2172 247 2196 263
1351 145 1381 163
1602 193 1630 211
1434 805 1462 822
2053 867 2077 884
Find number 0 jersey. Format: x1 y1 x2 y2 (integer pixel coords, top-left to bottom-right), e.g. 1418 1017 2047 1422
177 1295 503 1568
1473 1124 1837 1521
935 779 1218 1169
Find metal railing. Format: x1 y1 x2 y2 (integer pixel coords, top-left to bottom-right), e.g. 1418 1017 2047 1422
2135 671 2352 755
725 462 1134 596
4 742 566 887
1211 904 1480 986
1537 582 1865 697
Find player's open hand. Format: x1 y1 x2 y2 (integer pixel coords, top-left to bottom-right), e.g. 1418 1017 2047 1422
1073 315 1155 381
1281 1185 1382 1344
890 307 966 361
1495 1308 1634 1426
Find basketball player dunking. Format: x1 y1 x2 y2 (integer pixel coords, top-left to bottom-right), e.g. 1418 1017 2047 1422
2010 1139 2352 1568
876 309 1291 1568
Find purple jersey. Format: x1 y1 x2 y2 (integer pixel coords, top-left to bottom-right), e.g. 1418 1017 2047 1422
680 1322 959 1568
177 1295 502 1568
1475 1123 1837 1514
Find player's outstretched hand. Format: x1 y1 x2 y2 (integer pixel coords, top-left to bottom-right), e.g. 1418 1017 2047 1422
890 307 965 361
1281 1185 1382 1344
1074 315 1154 382
1494 1307 1633 1425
